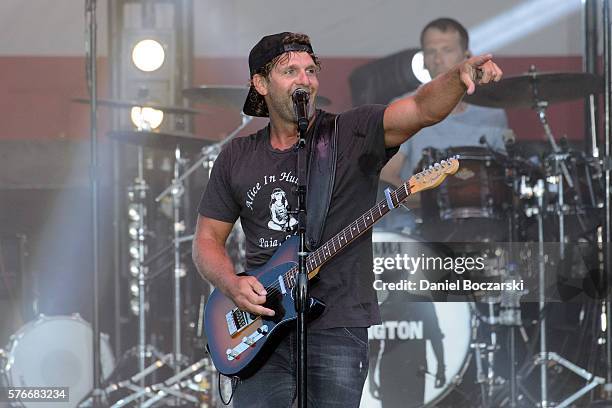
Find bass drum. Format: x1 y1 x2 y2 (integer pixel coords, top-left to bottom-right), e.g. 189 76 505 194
3 314 115 408
363 302 472 408
363 231 472 408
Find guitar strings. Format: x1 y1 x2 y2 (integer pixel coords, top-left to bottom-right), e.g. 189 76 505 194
246 160 451 312
259 186 406 300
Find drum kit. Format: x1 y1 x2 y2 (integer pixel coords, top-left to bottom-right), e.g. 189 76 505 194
0 66 606 407
368 68 607 408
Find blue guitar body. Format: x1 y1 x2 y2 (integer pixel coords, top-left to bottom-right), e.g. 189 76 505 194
204 236 325 378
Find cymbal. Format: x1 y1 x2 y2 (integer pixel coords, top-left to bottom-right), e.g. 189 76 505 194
182 85 332 111
108 130 211 151
464 72 603 109
73 98 200 115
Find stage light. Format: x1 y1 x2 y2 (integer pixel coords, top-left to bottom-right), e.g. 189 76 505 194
128 242 140 259
411 51 431 84
129 260 140 277
128 222 140 240
130 281 139 296
131 39 166 72
130 299 140 315
127 204 141 221
130 106 164 130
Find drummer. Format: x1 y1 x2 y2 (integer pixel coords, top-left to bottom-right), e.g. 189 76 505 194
380 18 510 219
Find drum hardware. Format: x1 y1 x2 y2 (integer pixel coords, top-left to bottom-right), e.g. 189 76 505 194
114 114 250 407
528 67 604 407
103 118 204 405
516 175 605 407
517 352 606 408
107 130 212 152
117 144 198 407
82 343 218 407
106 356 210 408
469 300 520 408
128 145 150 396
72 97 202 115
463 72 603 110
469 339 505 408
156 113 253 202
468 65 608 405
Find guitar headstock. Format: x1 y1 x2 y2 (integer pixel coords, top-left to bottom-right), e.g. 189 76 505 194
408 157 459 194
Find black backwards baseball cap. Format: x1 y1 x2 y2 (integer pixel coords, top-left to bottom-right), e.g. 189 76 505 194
243 32 315 117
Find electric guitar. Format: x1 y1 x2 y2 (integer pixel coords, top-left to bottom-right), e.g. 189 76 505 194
203 158 459 378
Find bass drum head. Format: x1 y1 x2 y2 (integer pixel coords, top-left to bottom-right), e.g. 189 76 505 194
364 231 472 407
4 315 115 408
362 302 471 408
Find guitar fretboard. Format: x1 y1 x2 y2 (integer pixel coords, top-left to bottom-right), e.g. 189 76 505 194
281 181 412 290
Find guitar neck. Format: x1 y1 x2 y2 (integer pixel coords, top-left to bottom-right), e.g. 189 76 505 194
279 157 458 290
281 181 413 290
306 182 412 271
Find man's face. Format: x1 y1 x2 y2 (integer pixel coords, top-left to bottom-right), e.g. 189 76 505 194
254 51 319 123
422 28 467 79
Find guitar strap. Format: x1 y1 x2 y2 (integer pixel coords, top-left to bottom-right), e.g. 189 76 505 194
301 111 338 251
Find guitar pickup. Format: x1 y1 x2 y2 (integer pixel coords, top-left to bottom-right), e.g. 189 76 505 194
226 308 256 337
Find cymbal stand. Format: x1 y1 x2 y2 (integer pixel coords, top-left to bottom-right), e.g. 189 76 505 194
139 358 209 407
524 178 549 407
532 101 573 259
525 177 605 407
129 146 149 395
143 114 251 406
603 0 612 398
172 146 186 380
134 146 195 407
156 113 252 202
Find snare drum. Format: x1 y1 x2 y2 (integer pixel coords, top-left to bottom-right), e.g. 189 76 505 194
420 146 512 221
4 314 115 408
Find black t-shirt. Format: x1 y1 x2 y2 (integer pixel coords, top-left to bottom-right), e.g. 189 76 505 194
198 105 396 329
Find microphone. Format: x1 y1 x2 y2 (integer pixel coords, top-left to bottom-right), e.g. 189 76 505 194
292 88 310 133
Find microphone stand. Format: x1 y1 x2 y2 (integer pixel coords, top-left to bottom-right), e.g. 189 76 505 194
294 94 310 408
603 0 612 398
85 1 103 406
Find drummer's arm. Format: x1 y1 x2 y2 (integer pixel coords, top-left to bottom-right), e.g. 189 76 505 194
380 153 421 208
383 54 502 148
380 152 405 188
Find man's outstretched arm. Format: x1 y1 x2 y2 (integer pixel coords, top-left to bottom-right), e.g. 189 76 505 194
383 54 503 148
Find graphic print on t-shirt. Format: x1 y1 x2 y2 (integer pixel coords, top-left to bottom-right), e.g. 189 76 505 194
243 171 299 250
267 187 298 232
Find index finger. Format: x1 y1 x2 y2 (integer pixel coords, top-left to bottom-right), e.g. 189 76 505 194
467 53 493 68
250 304 276 317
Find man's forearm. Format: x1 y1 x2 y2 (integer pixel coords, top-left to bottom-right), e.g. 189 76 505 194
192 238 237 296
413 65 466 126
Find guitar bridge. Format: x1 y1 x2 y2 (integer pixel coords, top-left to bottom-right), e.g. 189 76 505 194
226 308 256 337
226 325 268 361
